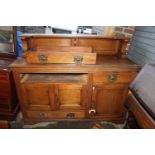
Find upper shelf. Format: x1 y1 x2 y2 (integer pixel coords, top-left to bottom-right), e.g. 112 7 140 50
19 33 130 40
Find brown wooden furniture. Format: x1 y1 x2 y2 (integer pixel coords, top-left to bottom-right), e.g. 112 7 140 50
126 64 155 129
9 34 139 124
0 58 18 120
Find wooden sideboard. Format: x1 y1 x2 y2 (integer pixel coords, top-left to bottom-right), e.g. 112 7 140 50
9 34 139 124
0 58 19 120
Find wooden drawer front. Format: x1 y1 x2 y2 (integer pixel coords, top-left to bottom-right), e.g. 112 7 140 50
93 72 136 84
0 83 9 97
26 110 85 119
25 52 96 64
0 72 9 82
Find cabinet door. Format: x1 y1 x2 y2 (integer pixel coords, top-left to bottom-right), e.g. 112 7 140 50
21 83 58 111
55 84 87 110
90 84 128 119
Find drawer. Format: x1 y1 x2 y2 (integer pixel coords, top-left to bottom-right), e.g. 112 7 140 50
0 72 9 82
26 110 85 119
93 72 137 84
25 51 96 64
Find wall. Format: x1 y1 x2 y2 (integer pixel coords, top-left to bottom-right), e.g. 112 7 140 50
112 26 135 38
18 26 135 38
17 26 45 33
92 26 135 38
92 26 105 35
0 26 13 53
128 26 155 67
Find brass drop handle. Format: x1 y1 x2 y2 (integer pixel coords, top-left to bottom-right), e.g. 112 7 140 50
66 113 75 118
74 55 83 64
37 112 45 118
108 74 117 81
38 54 48 62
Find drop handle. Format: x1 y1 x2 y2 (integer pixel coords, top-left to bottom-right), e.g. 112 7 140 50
66 113 75 118
37 112 45 118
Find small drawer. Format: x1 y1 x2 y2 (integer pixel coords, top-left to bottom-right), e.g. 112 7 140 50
26 110 85 119
0 72 9 82
93 72 137 84
25 52 96 64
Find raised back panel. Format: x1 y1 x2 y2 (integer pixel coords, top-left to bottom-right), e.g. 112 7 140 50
78 38 121 55
21 35 126 57
36 46 92 53
28 37 72 50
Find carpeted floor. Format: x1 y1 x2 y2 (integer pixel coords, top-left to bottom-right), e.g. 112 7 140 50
10 120 124 129
8 112 125 129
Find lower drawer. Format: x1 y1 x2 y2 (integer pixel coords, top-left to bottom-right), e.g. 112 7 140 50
26 110 85 119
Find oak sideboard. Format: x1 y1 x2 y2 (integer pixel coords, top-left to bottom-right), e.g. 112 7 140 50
9 34 139 124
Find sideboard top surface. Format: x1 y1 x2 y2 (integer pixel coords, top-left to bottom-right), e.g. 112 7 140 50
8 56 140 73
20 34 129 40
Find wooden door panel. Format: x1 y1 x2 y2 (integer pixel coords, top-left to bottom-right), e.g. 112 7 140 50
93 84 128 117
21 84 56 111
56 84 87 110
